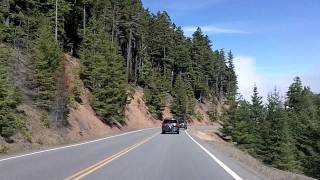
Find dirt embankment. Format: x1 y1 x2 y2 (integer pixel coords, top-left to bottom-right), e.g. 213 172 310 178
0 54 160 155
161 95 212 125
124 88 161 129
190 102 211 125
66 55 160 136
64 54 119 140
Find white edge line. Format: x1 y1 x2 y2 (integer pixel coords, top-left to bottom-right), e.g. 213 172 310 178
0 128 155 163
185 130 243 180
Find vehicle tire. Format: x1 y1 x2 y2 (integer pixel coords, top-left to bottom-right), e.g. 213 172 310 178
161 131 165 134
177 131 179 134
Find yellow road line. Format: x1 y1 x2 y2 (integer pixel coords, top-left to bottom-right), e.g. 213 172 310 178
65 132 158 180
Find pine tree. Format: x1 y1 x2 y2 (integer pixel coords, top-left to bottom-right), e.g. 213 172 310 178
286 79 320 176
226 50 237 100
33 18 63 111
251 84 264 123
263 89 298 171
185 80 196 116
144 71 169 119
190 28 212 99
220 97 238 138
171 76 187 117
232 100 256 154
0 44 21 138
229 86 265 155
171 27 191 87
171 75 195 118
80 18 127 126
248 85 265 155
286 76 303 111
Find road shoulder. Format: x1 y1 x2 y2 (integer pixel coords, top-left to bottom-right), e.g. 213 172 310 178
188 126 315 180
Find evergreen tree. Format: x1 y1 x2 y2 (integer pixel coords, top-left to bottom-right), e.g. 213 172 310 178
0 44 21 138
171 27 191 86
286 76 303 111
251 85 264 122
144 71 169 119
220 96 238 138
263 89 298 171
286 78 320 177
229 86 265 155
33 18 63 111
226 50 237 100
80 18 127 126
190 28 211 99
171 76 195 118
247 85 265 155
249 85 265 155
232 100 256 154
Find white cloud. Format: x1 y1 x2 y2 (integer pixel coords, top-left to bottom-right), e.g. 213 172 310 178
233 56 315 102
183 25 249 36
234 56 320 102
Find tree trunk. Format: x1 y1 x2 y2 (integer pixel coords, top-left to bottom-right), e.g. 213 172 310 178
139 36 144 80
219 75 223 96
83 4 86 37
126 28 133 81
171 70 174 87
1 0 9 25
55 0 58 41
140 56 144 79
5 17 9 26
215 77 219 94
134 56 138 84
111 9 115 43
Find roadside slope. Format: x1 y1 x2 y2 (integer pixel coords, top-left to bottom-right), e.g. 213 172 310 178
124 88 161 130
0 55 160 155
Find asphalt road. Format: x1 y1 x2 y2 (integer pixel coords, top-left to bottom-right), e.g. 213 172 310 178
0 128 263 180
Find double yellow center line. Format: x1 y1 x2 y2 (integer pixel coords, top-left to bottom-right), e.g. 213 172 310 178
65 132 158 180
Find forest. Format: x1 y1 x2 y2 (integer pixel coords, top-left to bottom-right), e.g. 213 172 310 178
0 0 236 137
0 0 319 178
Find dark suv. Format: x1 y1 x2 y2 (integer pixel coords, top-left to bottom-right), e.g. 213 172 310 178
178 119 187 129
161 118 179 134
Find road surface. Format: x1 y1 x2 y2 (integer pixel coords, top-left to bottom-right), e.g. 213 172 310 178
0 128 263 180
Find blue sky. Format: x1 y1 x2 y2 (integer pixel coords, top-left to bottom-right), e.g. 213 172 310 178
142 0 320 100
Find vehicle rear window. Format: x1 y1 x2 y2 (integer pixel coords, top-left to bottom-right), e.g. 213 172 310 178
163 120 177 123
